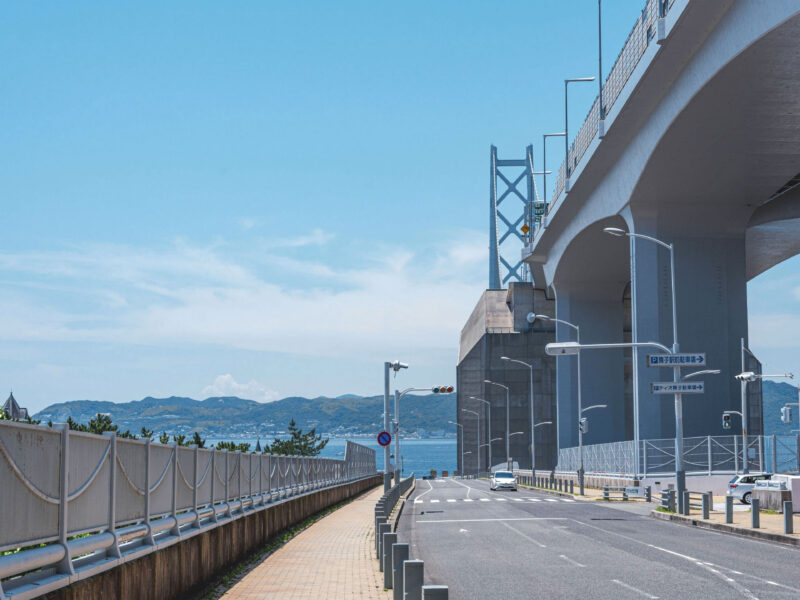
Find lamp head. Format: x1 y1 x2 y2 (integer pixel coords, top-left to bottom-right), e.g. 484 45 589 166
545 341 581 356
603 227 628 237
735 371 757 382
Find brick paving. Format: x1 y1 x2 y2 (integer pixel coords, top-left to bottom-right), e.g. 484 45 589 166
221 486 391 599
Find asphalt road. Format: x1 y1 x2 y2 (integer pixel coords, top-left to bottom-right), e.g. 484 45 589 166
397 478 800 600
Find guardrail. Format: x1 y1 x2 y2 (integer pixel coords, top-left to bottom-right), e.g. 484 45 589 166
546 0 674 209
0 420 376 599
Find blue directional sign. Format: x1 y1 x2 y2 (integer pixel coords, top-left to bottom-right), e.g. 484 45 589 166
377 430 392 447
651 381 705 394
646 353 706 367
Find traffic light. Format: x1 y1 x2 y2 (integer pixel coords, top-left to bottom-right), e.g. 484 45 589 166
722 413 731 429
578 418 588 434
432 386 454 394
781 406 793 424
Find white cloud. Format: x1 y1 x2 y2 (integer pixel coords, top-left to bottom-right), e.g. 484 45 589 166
201 374 280 403
264 228 335 248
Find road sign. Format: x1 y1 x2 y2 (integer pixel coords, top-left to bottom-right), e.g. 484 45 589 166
377 430 392 446
520 224 530 234
646 353 706 367
651 381 705 394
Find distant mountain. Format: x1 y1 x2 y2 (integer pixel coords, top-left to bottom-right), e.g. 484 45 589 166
763 380 800 435
33 393 456 439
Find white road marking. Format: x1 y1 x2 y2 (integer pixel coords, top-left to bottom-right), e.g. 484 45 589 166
513 498 524 502
463 498 474 502
610 579 658 599
430 499 440 503
447 476 476 499
500 521 546 548
415 479 435 501
496 498 507 502
480 498 490 502
416 517 568 523
446 499 456 503
545 499 558 502
529 498 541 502
414 499 423 504
558 554 586 568
562 499 576 503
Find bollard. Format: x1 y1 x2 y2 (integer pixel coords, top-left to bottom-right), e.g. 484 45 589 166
784 501 793 534
701 492 710 520
376 516 387 557
751 498 760 529
569 480 574 494
392 543 409 600
422 585 449 599
669 490 676 513
382 532 397 587
603 486 609 500
725 495 733 523
378 523 391 566
681 490 690 516
404 559 424 600
645 486 651 503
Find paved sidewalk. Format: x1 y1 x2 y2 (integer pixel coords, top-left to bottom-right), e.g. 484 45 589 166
222 486 391 599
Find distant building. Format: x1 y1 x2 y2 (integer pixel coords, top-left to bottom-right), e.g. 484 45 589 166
3 392 29 420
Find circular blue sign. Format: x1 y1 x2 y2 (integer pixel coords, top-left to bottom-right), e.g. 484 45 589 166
377 431 392 446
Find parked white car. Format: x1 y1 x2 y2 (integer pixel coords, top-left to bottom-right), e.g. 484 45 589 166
727 473 772 504
490 471 517 491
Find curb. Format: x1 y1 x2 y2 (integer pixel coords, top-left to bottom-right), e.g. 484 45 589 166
390 479 416 532
650 509 800 546
518 484 588 501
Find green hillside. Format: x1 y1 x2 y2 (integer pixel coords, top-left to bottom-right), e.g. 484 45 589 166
763 380 800 435
33 393 457 438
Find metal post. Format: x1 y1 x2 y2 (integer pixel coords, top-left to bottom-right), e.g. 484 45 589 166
681 490 689 516
378 523 391 568
577 328 584 495
171 443 180 536
564 81 570 178
505 387 510 470
702 492 710 520
383 532 397 587
210 449 218 522
144 438 156 543
404 560 424 600
630 235 641 477
529 362 535 474
394 390 401 479
783 501 793 534
57 424 75 575
734 436 739 474
192 445 200 527
598 0 604 119
772 434 778 474
725 496 733 523
751 498 760 529
423 586 449 599
645 486 651 503
392 543 409 600
741 338 749 474
375 515 387 558
104 433 121 558
384 362 392 492
707 436 712 476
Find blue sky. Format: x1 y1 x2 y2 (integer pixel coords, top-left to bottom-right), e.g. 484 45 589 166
2 1 798 413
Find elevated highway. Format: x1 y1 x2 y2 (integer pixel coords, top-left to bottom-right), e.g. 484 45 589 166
523 0 800 448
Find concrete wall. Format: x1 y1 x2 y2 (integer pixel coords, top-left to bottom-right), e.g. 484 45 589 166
41 475 382 600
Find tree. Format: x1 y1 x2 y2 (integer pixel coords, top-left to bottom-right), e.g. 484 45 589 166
191 431 206 448
140 427 154 440
158 432 170 444
215 440 251 453
268 418 328 457
172 434 188 446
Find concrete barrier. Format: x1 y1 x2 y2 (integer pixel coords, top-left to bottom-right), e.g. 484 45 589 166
38 475 382 600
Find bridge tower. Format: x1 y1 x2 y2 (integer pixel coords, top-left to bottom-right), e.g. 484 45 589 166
489 145 543 288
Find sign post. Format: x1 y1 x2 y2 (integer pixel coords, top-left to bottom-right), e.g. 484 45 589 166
646 353 706 368
650 382 705 395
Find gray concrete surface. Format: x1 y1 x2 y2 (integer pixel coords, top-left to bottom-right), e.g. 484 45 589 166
398 477 800 599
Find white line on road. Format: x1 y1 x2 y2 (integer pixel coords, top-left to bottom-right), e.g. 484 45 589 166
446 499 456 503
545 499 558 502
610 579 658 599
479 498 490 502
415 479 435 501
558 554 585 568
528 498 541 502
496 498 507 502
500 521 547 548
513 498 524 502
416 517 568 523
463 498 474 502
430 499 439 503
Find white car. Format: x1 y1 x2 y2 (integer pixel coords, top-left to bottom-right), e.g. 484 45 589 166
490 471 517 491
727 473 771 504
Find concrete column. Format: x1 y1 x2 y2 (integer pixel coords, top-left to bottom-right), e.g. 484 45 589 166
392 543 410 600
382 532 397 586
554 282 627 449
423 586 449 599
404 560 424 600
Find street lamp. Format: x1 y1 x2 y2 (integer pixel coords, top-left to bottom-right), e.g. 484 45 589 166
449 421 464 476
546 339 701 495
470 396 492 473
565 77 596 180
461 408 480 474
501 356 537 475
604 226 681 489
735 369 794 473
394 386 452 479
543 132 566 203
383 361 408 491
485 380 511 470
528 312 585 492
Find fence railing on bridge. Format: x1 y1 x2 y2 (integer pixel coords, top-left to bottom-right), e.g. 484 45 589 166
557 434 800 477
547 0 675 208
0 420 376 599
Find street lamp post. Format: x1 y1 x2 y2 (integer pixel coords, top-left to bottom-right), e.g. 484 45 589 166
394 386 450 479
564 77 596 181
529 313 585 492
470 396 492 473
501 357 537 474
449 421 464 476
604 227 682 491
543 133 566 204
735 367 794 473
384 361 408 491
461 408 480 474
485 380 511 470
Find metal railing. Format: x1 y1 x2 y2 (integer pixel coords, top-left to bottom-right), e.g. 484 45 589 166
0 420 376 598
557 434 800 477
548 0 670 208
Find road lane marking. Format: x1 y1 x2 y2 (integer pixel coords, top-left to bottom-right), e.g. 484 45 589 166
500 521 546 548
463 498 474 502
545 499 558 502
558 554 585 568
447 476 476 499
430 499 439 503
446 499 456 503
415 479 435 501
513 498 524 502
611 580 658 599
416 517 568 523
480 498 490 502
528 498 541 502
414 499 423 504
562 499 576 502
496 498 507 502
